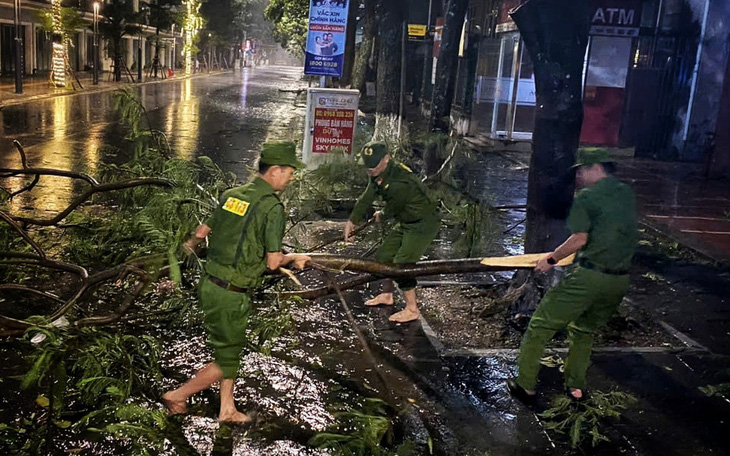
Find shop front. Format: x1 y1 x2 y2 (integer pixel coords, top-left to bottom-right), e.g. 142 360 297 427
468 0 648 147
580 0 643 146
469 0 536 141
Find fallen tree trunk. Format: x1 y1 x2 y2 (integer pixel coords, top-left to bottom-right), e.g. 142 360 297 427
279 253 559 300
306 253 546 277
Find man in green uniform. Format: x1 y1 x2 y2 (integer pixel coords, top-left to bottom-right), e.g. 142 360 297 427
344 143 440 323
507 148 638 402
163 141 310 423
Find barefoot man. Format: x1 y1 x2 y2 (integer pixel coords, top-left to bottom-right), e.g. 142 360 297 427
163 141 310 422
344 143 440 323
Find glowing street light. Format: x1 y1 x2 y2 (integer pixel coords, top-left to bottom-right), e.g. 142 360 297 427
93 2 100 85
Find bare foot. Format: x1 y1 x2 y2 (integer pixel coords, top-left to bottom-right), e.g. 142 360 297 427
365 293 394 307
162 392 187 415
389 309 419 323
568 388 584 400
219 410 253 424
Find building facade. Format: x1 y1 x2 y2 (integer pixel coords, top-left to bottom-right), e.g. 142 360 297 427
0 0 180 79
449 0 730 173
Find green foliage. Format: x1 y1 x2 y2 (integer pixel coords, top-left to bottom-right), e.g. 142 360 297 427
698 368 730 399
113 88 171 158
447 201 494 257
76 403 170 456
247 296 298 355
36 7 89 38
51 90 231 269
539 391 637 448
699 383 730 398
280 151 368 219
265 0 309 55
15 325 171 455
310 398 415 456
99 0 144 80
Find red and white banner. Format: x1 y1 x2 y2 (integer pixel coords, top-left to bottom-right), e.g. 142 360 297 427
303 88 360 168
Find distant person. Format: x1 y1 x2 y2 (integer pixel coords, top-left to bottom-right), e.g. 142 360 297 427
344 143 440 323
163 142 310 423
507 148 638 403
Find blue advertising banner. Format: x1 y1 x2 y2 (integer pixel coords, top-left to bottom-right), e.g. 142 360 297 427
304 0 350 77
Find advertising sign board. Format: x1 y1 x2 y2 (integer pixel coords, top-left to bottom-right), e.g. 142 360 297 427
303 88 360 169
304 0 350 77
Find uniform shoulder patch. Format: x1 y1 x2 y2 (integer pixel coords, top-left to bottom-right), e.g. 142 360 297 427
222 197 250 216
399 163 413 173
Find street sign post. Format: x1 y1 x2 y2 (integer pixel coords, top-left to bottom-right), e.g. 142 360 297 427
303 88 360 169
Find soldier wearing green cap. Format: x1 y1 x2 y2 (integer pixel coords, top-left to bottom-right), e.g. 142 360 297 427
163 141 311 423
507 147 638 403
344 142 440 323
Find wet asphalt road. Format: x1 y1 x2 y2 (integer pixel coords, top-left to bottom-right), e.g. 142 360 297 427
0 67 306 215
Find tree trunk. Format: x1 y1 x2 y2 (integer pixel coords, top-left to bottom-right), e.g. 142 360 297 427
511 0 590 255
505 0 590 313
114 40 122 82
352 0 377 94
374 0 405 116
428 0 469 132
340 0 360 87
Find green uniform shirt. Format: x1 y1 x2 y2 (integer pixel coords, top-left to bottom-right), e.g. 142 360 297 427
567 176 638 271
350 161 437 224
205 177 286 288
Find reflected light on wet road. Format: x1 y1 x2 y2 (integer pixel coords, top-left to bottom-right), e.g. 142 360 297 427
0 67 306 216
165 78 199 161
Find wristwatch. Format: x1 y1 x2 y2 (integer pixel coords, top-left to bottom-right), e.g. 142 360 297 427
546 256 557 265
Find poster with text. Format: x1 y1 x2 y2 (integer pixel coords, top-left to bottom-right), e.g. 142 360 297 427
304 0 350 77
312 91 357 154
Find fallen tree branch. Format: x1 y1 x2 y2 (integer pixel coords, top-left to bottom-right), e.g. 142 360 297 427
0 168 100 186
305 216 376 253
305 254 510 277
74 267 150 326
14 178 174 226
0 252 88 278
316 266 394 402
278 273 377 300
0 211 46 258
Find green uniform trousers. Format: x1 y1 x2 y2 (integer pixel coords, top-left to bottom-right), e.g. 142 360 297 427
375 212 439 291
516 266 629 391
199 277 252 379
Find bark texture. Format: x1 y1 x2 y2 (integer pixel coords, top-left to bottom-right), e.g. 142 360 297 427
508 0 590 312
428 0 469 131
352 0 377 93
374 0 405 115
511 0 590 253
340 0 360 87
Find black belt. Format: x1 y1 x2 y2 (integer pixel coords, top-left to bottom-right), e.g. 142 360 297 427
578 258 629 276
208 276 250 293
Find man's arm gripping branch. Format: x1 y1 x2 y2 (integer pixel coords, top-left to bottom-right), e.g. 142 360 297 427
267 252 311 271
183 224 212 253
535 232 588 272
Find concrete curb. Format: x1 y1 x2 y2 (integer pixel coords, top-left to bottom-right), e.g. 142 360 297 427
416 296 712 358
0 70 234 109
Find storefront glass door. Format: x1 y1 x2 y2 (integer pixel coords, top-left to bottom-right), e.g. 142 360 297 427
490 32 536 140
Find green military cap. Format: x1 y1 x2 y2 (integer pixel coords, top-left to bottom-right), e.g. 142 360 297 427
260 141 304 169
359 142 388 168
572 147 616 168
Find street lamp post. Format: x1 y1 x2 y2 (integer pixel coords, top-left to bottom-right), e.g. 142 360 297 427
138 6 147 83
171 24 175 74
93 2 99 85
138 37 143 83
14 0 22 94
